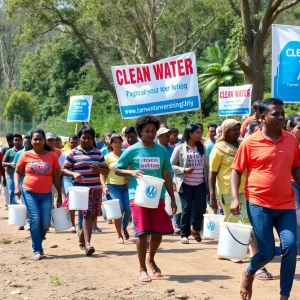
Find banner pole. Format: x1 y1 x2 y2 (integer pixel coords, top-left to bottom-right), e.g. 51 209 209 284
75 122 78 134
200 109 203 125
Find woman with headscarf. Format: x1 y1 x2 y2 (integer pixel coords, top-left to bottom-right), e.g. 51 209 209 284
209 119 273 279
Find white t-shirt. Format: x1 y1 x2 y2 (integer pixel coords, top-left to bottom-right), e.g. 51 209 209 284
58 150 72 167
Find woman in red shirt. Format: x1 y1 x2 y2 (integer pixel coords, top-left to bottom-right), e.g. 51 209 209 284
14 129 62 261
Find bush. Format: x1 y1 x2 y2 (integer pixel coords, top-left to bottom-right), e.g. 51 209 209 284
4 91 36 122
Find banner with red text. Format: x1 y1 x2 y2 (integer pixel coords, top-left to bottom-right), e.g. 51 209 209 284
218 85 252 116
111 52 200 119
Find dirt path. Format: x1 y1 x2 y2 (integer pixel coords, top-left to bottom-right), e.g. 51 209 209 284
0 201 299 300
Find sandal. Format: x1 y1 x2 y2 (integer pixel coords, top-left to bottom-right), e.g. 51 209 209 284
85 245 95 256
77 231 85 250
191 231 202 243
181 237 189 244
254 268 274 280
92 227 102 233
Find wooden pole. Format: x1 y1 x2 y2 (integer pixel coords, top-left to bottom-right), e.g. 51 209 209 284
199 109 203 125
75 122 78 134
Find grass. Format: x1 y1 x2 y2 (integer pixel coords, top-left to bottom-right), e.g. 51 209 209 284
50 275 62 286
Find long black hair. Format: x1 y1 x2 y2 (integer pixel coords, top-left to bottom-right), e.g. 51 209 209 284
30 129 51 151
182 124 205 155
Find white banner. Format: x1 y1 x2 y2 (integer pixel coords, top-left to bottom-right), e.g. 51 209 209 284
67 95 93 122
111 52 200 119
272 24 300 103
218 85 252 116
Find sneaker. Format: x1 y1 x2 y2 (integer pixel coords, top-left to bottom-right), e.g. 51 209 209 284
18 226 25 230
32 253 41 261
26 225 30 231
71 226 76 233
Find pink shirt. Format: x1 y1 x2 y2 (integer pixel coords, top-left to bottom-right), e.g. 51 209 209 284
183 145 204 186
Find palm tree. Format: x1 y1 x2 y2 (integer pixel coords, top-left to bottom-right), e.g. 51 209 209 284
198 42 243 100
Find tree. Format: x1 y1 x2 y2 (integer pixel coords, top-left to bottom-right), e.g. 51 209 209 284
0 5 18 88
198 42 243 115
3 91 36 121
19 37 87 118
198 42 243 98
227 0 300 102
4 0 217 103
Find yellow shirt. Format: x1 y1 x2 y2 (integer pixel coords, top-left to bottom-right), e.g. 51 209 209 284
105 152 125 185
209 146 246 195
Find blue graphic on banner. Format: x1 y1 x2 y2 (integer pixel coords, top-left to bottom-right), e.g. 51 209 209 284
67 98 90 121
219 108 250 116
120 96 200 118
274 41 300 103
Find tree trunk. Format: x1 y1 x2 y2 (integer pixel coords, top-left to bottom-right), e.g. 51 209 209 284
243 42 265 102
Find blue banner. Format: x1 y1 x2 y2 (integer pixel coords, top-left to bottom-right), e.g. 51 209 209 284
272 25 300 103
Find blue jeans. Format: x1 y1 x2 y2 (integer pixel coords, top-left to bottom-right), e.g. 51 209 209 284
77 211 83 230
172 213 181 230
179 182 206 237
292 181 300 253
106 184 131 230
7 175 17 205
62 176 73 196
247 202 297 297
23 190 52 254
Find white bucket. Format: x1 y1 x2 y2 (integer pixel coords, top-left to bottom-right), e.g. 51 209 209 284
103 199 122 220
8 205 26 226
218 222 253 260
68 187 90 210
165 192 182 215
135 175 165 208
51 208 72 231
203 214 225 239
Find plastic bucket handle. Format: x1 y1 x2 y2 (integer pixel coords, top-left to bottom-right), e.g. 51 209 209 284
226 214 253 246
103 192 117 202
227 213 245 224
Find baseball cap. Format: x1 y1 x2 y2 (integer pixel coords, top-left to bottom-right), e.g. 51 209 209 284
157 127 170 137
46 132 56 140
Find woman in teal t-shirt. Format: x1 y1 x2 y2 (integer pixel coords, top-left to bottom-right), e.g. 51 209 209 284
116 115 177 283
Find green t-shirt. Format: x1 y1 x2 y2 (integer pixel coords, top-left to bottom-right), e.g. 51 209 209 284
3 147 19 177
0 146 10 156
117 142 172 200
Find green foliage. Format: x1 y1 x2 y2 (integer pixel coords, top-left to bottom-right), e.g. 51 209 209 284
19 37 87 118
3 91 36 121
198 42 243 116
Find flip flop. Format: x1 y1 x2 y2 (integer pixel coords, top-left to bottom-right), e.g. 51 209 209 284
85 245 95 256
146 261 162 277
191 231 202 243
254 268 274 280
77 231 85 250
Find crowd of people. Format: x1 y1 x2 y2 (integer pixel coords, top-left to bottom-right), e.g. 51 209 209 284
0 98 299 299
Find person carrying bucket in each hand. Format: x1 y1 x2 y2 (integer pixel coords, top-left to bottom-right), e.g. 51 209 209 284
231 98 300 300
62 125 109 256
209 118 273 279
115 115 177 283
